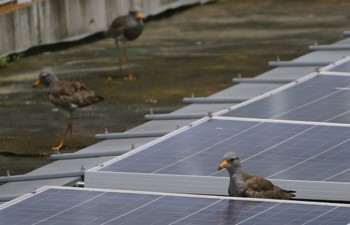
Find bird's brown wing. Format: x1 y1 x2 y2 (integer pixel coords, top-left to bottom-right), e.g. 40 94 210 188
244 175 295 200
107 16 129 38
48 81 103 110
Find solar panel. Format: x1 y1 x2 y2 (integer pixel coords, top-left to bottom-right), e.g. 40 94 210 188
328 60 350 73
86 117 350 201
1 186 350 225
222 74 350 123
96 118 350 181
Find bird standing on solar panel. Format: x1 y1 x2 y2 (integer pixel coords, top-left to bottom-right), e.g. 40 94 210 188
33 70 104 151
217 152 296 200
107 7 144 80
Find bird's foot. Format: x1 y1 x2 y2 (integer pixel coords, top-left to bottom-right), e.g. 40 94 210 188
51 141 64 151
51 146 62 152
124 72 136 81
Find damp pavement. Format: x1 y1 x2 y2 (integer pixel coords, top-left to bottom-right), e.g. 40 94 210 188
1 0 350 176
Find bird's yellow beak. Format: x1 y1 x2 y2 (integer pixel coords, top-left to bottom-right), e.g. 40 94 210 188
217 160 229 171
136 12 144 20
32 79 41 88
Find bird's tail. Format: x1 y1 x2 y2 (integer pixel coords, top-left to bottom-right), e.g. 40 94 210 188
96 96 104 102
78 95 104 108
102 30 110 38
287 190 296 198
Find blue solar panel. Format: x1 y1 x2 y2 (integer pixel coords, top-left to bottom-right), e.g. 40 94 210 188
99 118 350 183
1 187 350 225
222 74 350 123
329 60 350 73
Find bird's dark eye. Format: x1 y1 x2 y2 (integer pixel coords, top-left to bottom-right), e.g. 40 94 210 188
230 157 239 162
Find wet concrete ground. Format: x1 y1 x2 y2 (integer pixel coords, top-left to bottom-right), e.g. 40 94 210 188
1 0 350 176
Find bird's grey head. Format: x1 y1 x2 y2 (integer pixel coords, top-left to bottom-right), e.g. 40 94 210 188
129 7 144 20
217 151 241 171
33 70 59 88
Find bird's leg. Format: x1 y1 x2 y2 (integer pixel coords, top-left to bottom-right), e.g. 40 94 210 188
67 113 73 148
115 40 123 72
51 115 72 151
123 42 136 81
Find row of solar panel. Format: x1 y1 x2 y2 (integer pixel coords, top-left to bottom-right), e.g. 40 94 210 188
1 187 350 225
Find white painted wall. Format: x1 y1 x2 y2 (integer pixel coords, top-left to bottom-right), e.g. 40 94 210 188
0 0 213 57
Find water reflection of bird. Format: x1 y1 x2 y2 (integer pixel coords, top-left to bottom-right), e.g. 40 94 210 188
107 7 144 80
218 152 296 200
33 70 104 151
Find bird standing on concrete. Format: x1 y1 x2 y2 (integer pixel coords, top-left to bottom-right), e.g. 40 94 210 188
107 8 144 80
33 70 104 151
217 151 296 200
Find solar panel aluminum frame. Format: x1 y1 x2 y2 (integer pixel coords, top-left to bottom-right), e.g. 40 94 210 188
320 70 350 77
85 171 350 202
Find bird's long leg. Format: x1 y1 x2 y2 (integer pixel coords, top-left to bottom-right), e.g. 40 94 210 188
115 40 123 72
52 114 72 151
123 42 135 81
67 112 73 148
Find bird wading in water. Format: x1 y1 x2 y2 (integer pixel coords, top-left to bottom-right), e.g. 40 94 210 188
218 151 296 200
33 70 104 151
107 7 144 80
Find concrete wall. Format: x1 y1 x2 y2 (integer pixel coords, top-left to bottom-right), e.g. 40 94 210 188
0 0 212 58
